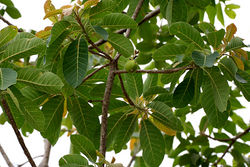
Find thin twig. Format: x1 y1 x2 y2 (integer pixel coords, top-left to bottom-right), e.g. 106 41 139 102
89 49 109 59
114 65 193 74
127 155 136 167
1 98 37 167
212 127 250 166
0 143 14 167
201 133 232 142
0 14 13 26
38 139 51 167
18 155 43 167
82 63 109 84
74 12 112 61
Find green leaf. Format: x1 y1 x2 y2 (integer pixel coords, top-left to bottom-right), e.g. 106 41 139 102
206 5 216 25
143 74 158 94
192 51 219 67
0 68 17 90
7 86 45 131
93 26 109 40
68 97 99 141
169 22 205 49
0 25 18 48
207 29 225 48
191 68 203 105
70 134 97 162
63 36 88 88
173 77 194 108
143 86 168 98
219 57 238 81
140 119 165 167
153 44 187 61
41 97 64 145
59 154 89 167
0 37 46 64
102 13 137 29
123 73 143 101
6 6 21 19
20 86 49 105
89 0 114 19
134 157 148 167
108 33 134 57
17 68 64 94
166 0 187 25
216 3 224 26
235 70 250 101
187 0 210 9
225 37 246 51
198 22 215 34
234 142 250 154
202 67 230 112
113 114 137 153
149 101 183 131
0 0 14 6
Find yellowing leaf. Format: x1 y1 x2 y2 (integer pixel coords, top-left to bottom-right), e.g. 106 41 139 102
234 48 248 60
63 97 67 117
44 0 58 23
43 9 63 20
40 98 49 106
129 138 138 151
225 23 237 42
150 117 176 136
232 53 244 71
36 26 52 39
83 0 100 10
60 5 73 10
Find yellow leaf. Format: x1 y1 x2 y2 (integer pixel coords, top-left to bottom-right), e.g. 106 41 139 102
43 9 63 20
36 26 52 39
234 48 248 60
129 138 138 151
60 5 73 10
150 117 176 136
232 54 244 71
225 23 237 42
63 97 67 117
40 98 49 106
83 0 100 10
44 0 58 23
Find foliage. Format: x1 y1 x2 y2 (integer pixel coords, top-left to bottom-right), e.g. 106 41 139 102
0 0 249 167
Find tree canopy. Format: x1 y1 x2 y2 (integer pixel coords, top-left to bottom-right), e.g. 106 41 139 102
0 0 249 167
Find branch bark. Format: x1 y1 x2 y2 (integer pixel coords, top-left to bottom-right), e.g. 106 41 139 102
38 139 51 167
0 14 23 32
1 98 37 167
0 143 14 167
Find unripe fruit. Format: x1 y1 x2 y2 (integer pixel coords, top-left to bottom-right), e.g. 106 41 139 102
124 59 137 72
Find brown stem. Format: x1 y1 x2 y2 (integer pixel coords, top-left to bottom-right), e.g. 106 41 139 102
74 12 112 61
0 143 14 167
89 49 109 59
0 15 23 32
100 62 116 159
201 133 232 142
127 155 136 167
1 98 37 167
81 63 109 84
38 139 51 167
114 65 193 74
212 127 250 166
18 155 43 167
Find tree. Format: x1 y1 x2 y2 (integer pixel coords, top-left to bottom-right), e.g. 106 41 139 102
0 0 249 166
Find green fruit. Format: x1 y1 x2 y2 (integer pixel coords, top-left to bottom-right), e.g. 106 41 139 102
124 59 137 72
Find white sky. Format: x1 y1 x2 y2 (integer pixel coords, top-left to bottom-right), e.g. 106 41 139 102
0 0 249 167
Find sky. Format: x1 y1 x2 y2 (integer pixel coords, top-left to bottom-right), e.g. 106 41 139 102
0 0 249 167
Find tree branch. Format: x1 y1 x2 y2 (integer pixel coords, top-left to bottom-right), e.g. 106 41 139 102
0 14 23 32
38 139 51 167
18 155 43 167
127 155 136 167
211 127 250 166
82 63 109 84
89 49 110 60
0 143 14 167
74 12 112 61
1 98 37 167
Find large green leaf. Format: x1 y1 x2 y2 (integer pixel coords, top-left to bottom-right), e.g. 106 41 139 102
149 101 183 131
113 114 137 153
102 13 137 29
0 25 18 48
225 37 246 51
143 73 158 94
166 0 187 25
152 44 187 61
0 68 17 90
63 36 88 88
7 86 45 131
41 97 64 145
17 68 64 94
192 51 219 67
68 97 99 141
0 37 46 64
108 33 134 57
89 0 115 19
187 0 210 9
173 77 194 108
140 119 165 167
70 135 97 162
235 70 250 101
202 67 230 112
123 73 143 101
207 29 225 48
219 57 238 81
169 22 205 49
59 154 89 167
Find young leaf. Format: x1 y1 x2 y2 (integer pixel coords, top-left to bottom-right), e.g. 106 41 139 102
192 51 219 67
70 134 97 162
63 36 88 88
149 101 183 131
140 119 165 167
17 68 64 94
123 73 143 101
216 2 224 26
41 97 64 145
153 44 187 61
59 154 89 167
6 6 21 19
166 0 187 25
225 23 237 42
202 67 230 112
108 33 134 57
0 68 17 90
225 37 246 51
150 117 176 136
173 77 195 108
169 22 205 49
102 13 137 29
0 25 18 48
207 29 225 48
206 5 216 25
44 0 58 23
